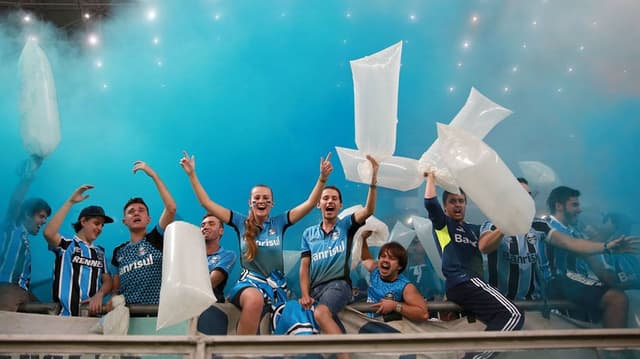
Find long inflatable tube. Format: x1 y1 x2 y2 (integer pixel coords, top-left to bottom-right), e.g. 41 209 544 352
350 41 402 160
419 87 512 194
410 215 444 280
437 123 535 236
18 38 61 158
157 221 216 330
336 146 423 192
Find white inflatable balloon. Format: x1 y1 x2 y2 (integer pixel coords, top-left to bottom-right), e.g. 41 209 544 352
350 41 402 160
410 215 444 280
18 38 61 158
388 221 416 249
419 87 512 194
157 221 216 330
518 161 560 187
336 147 423 191
283 250 301 276
437 123 535 236
339 205 389 270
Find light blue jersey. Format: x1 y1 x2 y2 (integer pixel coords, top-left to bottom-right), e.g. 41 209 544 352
207 247 237 302
51 235 108 316
0 221 31 290
228 210 291 278
545 215 593 279
480 219 551 300
301 214 362 287
367 268 410 318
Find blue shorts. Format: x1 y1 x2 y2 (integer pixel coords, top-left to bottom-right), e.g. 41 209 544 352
311 279 351 314
229 269 288 311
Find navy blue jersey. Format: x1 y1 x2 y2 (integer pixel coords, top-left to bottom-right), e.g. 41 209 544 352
0 221 31 289
112 225 164 304
424 197 481 290
301 214 362 287
51 236 108 316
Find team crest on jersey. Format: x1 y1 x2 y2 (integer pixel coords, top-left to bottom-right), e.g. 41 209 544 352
332 230 340 240
73 247 81 254
525 233 537 245
269 228 276 235
138 245 147 256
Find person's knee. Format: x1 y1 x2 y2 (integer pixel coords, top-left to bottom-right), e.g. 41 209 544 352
314 304 333 322
601 289 628 312
240 290 264 315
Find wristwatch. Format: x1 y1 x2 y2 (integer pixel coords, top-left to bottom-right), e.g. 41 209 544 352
395 302 403 313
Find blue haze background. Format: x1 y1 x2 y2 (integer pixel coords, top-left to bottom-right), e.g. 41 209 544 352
0 0 638 301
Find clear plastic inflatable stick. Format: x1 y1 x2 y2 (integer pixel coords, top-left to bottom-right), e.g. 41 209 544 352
336 147 423 191
18 38 61 158
350 41 402 160
388 220 416 249
437 123 535 236
339 205 389 270
419 87 512 194
518 160 561 187
410 215 444 280
157 221 216 330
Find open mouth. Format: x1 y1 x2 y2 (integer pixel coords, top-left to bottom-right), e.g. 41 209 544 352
380 262 391 270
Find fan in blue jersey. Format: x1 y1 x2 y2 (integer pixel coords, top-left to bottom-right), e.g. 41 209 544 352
299 154 379 337
109 161 177 308
43 185 114 316
180 150 333 335
424 172 523 359
0 155 51 311
479 178 632 303
361 236 429 322
201 214 237 302
543 186 637 328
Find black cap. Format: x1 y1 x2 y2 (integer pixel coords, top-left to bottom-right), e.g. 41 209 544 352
78 205 114 224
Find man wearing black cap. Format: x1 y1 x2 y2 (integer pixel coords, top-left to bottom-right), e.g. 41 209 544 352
44 184 114 316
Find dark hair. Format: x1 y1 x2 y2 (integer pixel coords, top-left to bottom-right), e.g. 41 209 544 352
378 242 408 273
442 188 465 204
202 213 222 226
322 185 342 202
546 186 580 214
72 216 98 233
516 177 528 185
123 197 149 214
19 198 51 221
244 184 273 261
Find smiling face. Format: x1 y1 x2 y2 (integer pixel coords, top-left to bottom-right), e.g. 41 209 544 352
122 202 151 231
318 187 343 221
79 217 106 242
201 215 224 242
249 185 273 221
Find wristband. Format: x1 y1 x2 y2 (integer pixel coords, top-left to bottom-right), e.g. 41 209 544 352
395 302 403 313
370 184 377 189
319 178 327 183
603 241 611 254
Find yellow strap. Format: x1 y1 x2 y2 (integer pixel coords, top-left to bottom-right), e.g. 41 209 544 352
435 226 451 251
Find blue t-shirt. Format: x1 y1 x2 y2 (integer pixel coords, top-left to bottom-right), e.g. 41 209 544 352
111 225 164 304
0 221 31 290
367 268 410 318
51 235 108 316
301 214 362 287
207 247 237 302
228 210 291 278
480 218 551 300
424 197 482 290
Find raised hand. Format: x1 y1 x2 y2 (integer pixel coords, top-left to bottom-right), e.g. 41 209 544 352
69 184 94 204
132 160 157 178
179 150 196 175
320 152 333 180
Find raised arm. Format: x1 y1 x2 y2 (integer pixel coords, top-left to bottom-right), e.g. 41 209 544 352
353 155 379 224
133 161 177 230
289 152 333 224
43 184 93 248
180 151 231 224
424 172 436 200
5 156 42 224
360 231 377 272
